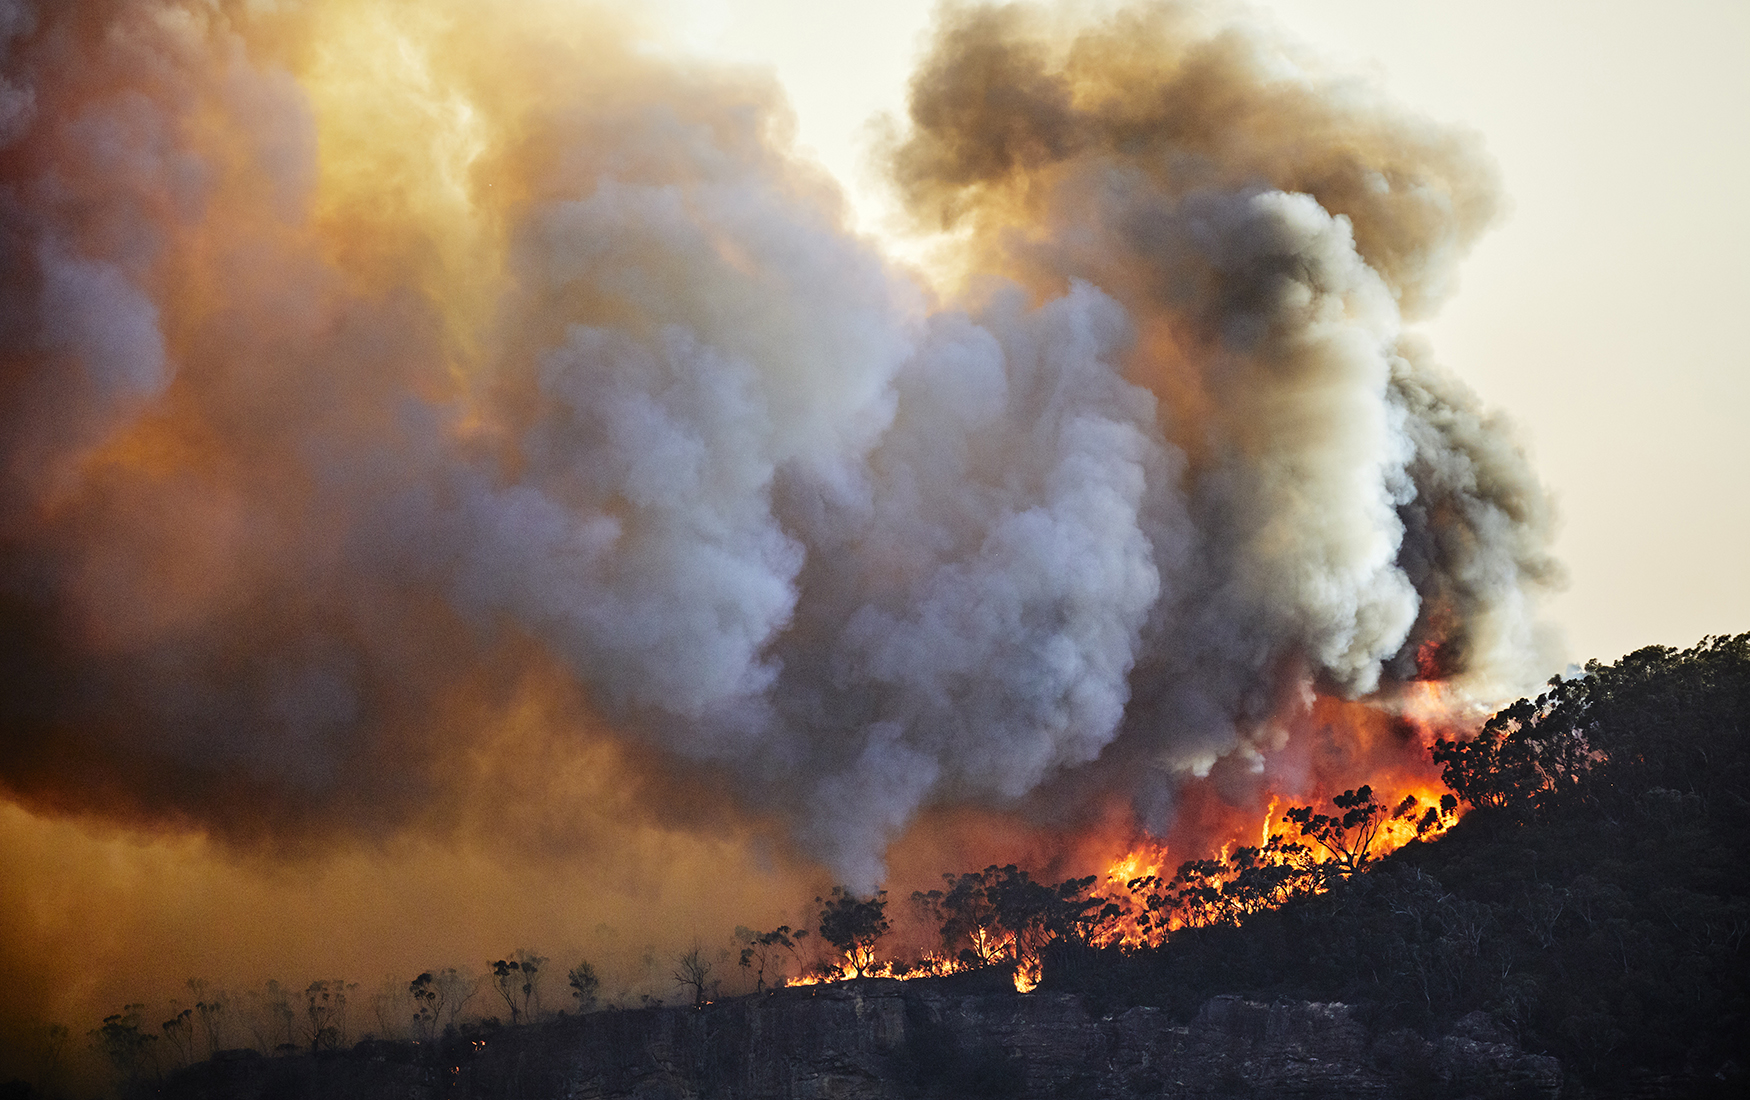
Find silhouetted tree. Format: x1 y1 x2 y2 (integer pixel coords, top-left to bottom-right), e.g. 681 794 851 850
1115 831 1320 938
514 950 546 1020
817 888 891 977
489 959 523 1024
489 952 546 1024
442 968 477 1031
1434 634 1750 824
1282 785 1422 879
672 945 714 1007
303 979 352 1051
186 979 226 1057
409 971 448 1041
91 1005 157 1089
736 926 808 991
990 867 1116 978
1048 634 1750 1094
914 869 1008 968
242 979 299 1055
567 960 600 1012
1432 700 1572 819
366 975 410 1041
160 1007 195 1067
411 967 476 1036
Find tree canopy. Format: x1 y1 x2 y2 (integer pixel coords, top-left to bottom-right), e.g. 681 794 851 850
1057 633 1750 1095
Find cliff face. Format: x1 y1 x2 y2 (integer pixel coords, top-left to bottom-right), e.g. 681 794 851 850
166 979 1564 1099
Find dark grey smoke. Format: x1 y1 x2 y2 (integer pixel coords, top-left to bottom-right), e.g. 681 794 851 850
0 0 1558 890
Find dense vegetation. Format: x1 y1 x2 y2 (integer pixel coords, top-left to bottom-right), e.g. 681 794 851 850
1045 635 1750 1096
13 635 1746 1099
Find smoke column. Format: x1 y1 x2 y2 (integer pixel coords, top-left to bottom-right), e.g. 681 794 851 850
0 0 1558 1033
880 1 1561 831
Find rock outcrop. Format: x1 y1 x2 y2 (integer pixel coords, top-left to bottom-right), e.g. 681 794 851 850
163 978 1564 1099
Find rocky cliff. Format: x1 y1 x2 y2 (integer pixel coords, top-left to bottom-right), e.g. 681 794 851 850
163 978 1563 1099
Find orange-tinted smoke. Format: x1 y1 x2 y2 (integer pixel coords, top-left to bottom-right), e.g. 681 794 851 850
0 0 853 1065
0 0 847 842
0 0 1562 1067
888 1 1560 810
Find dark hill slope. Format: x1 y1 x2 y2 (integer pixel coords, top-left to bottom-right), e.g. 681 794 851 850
154 979 1559 1100
1049 635 1750 1098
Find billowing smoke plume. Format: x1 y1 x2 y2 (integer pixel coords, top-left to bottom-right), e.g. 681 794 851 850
883 1 1560 832
0 0 1558 892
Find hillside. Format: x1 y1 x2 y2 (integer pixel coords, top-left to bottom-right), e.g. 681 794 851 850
146 978 1561 1100
24 635 1749 1100
1049 635 1750 1097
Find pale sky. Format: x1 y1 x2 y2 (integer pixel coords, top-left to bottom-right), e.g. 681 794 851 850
673 0 1750 670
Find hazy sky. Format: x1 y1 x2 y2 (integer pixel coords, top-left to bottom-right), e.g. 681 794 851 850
680 0 1750 669
0 3 1742 1069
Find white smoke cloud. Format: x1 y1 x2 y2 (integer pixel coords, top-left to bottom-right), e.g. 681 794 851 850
769 282 1169 885
0 0 1558 891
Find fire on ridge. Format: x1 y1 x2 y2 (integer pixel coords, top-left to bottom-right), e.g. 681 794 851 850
785 685 1471 993
0 0 1557 1038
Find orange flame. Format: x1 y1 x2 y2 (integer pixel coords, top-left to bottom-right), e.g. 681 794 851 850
1090 688 1470 948
783 688 1473 990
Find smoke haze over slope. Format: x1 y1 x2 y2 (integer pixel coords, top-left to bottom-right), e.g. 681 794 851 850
0 0 1558 1052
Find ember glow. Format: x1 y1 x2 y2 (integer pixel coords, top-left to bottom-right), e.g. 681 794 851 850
1077 690 1468 950
0 0 1558 1055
